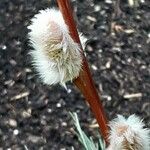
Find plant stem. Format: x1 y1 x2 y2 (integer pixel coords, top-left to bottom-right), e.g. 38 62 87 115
56 0 109 144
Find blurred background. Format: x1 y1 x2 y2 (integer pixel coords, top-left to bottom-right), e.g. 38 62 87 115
0 0 149 149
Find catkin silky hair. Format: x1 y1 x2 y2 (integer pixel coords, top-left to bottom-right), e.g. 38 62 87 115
107 115 150 150
28 9 82 87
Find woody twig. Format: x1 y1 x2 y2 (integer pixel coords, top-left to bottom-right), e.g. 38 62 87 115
57 0 109 143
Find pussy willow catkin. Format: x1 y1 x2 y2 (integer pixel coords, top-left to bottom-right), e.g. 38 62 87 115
28 9 82 88
107 115 150 150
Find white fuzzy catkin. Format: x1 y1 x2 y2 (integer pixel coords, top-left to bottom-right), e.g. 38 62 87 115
107 114 150 150
28 8 82 87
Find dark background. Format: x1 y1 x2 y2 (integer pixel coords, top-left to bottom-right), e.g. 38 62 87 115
0 0 149 149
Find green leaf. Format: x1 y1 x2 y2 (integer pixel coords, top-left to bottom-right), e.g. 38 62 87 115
70 112 106 150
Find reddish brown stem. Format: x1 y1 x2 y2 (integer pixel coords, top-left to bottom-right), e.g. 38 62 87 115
57 0 109 143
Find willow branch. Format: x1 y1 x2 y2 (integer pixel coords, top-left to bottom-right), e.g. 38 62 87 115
56 0 109 143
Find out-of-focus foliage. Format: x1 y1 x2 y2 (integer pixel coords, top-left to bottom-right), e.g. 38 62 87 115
70 112 106 150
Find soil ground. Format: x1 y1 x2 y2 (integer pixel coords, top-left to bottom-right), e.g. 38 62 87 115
0 0 149 149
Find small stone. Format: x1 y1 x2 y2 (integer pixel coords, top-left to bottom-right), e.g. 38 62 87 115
22 109 31 118
141 65 146 69
8 119 17 127
41 119 46 125
25 68 32 73
61 122 67 127
98 49 103 53
4 80 15 87
87 45 93 52
87 16 96 22
94 5 101 12
47 108 52 113
107 96 112 101
91 65 98 70
140 0 145 3
67 89 72 93
106 61 111 69
56 103 61 108
60 148 66 150
112 47 121 52
102 95 112 101
28 135 43 143
128 0 134 6
13 129 19 135
127 58 132 63
2 45 7 50
9 59 17 66
136 44 141 48
124 29 135 34
105 0 112 4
